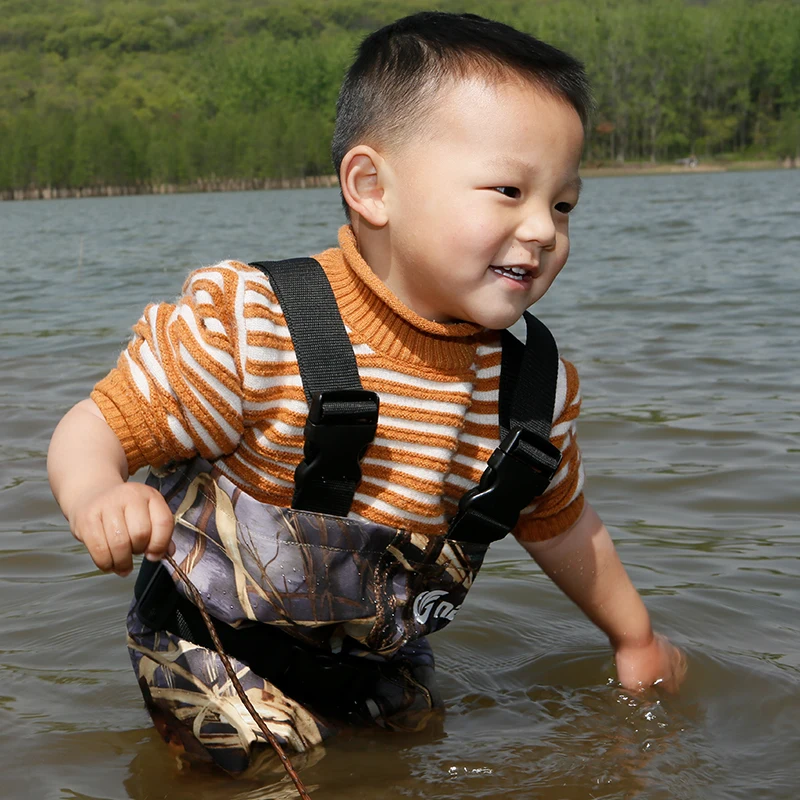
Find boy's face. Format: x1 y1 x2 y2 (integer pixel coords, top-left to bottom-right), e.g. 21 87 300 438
375 77 584 329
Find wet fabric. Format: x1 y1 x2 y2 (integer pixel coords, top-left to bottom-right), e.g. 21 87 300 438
127 457 489 773
127 612 442 774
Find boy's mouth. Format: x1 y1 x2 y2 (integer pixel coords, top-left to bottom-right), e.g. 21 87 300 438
489 264 538 282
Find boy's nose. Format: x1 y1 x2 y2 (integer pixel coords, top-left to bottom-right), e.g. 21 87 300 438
517 207 557 250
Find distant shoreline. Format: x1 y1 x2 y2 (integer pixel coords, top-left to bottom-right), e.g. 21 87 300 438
580 158 795 178
2 160 794 201
0 174 340 202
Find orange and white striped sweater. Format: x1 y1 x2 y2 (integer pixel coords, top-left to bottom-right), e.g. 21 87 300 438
92 225 584 542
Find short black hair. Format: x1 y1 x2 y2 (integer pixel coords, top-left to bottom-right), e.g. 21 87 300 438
332 11 592 199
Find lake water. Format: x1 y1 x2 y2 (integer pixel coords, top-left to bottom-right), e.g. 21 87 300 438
2 169 799 799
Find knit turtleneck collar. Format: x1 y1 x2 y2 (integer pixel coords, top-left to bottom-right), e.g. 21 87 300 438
315 225 485 373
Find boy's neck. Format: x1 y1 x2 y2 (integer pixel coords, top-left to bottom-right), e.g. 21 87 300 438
320 224 484 373
352 215 456 325
350 215 394 292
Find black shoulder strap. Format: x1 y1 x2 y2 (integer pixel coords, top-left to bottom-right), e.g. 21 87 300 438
447 311 562 544
499 312 560 450
248 258 379 516
250 258 361 402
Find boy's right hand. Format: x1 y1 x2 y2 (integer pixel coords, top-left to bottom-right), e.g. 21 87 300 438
68 483 175 577
615 632 687 694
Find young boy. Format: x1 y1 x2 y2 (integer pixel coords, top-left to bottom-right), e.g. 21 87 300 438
48 11 685 775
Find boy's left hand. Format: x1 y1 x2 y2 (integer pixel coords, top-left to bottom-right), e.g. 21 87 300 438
614 633 687 693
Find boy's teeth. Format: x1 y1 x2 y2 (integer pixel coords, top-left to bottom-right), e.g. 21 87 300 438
491 265 526 281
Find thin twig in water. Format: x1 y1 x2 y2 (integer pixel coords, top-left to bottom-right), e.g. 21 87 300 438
164 553 312 800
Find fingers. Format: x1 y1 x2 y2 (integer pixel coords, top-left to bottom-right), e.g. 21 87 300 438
78 509 133 576
664 642 688 693
125 496 152 556
144 493 175 561
101 511 135 577
652 636 687 694
75 508 115 574
71 484 175 577
615 634 687 694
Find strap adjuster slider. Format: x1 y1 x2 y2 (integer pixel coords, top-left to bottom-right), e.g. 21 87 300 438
293 390 380 512
447 426 562 543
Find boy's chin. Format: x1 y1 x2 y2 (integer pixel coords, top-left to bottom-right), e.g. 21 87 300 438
466 307 528 331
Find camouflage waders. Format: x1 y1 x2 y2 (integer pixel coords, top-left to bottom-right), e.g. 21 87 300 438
127 258 561 774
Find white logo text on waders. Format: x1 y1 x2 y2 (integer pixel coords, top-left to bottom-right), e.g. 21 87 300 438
413 590 461 626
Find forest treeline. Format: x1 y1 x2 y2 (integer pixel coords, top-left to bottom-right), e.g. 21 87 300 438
1 0 798 192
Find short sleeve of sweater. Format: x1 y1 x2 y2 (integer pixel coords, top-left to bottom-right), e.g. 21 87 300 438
513 357 585 542
91 261 255 474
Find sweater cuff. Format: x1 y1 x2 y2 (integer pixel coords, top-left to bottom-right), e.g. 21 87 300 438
513 492 586 543
91 376 159 475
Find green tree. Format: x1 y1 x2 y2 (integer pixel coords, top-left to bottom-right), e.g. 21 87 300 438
1 0 798 191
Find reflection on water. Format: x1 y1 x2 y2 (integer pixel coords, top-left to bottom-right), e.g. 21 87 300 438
1 169 798 799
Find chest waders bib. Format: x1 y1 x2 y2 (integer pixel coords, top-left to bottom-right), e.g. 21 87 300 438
126 257 562 775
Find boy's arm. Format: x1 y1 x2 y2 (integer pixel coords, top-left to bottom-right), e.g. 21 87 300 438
50 261 277 575
47 398 174 576
522 501 686 692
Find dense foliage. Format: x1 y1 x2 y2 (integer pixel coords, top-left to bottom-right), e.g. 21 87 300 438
1 0 798 191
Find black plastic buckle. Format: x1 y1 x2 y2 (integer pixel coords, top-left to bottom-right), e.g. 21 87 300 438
292 389 380 512
447 426 562 543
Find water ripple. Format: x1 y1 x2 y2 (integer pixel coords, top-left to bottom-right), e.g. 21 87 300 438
1 170 798 798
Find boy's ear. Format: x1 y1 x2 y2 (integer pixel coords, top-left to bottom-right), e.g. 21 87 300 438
340 146 389 227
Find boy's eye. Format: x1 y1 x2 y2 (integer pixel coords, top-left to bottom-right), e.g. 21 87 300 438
555 201 574 214
494 186 521 199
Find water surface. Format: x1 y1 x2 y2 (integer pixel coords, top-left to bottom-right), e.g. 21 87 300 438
2 169 799 799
